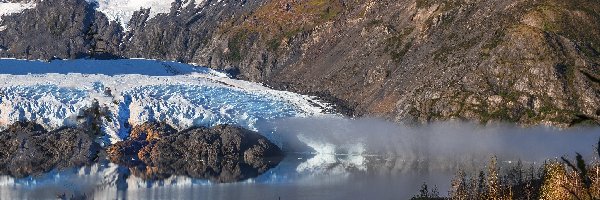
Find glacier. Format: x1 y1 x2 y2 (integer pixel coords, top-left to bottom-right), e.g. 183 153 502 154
0 58 332 144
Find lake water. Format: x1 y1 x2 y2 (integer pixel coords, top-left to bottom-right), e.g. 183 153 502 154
0 155 454 200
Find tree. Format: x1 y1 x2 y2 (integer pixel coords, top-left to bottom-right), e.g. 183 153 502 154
541 138 600 200
412 182 441 200
488 156 500 200
450 169 469 200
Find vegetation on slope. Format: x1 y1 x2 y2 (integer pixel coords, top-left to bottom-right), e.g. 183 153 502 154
414 138 600 200
221 0 347 61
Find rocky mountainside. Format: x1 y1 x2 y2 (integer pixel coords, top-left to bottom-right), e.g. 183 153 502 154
1 0 599 127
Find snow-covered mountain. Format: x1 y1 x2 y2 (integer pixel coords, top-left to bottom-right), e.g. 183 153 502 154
0 59 332 144
85 0 208 29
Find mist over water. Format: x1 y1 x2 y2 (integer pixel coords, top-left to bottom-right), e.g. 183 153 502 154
270 117 600 165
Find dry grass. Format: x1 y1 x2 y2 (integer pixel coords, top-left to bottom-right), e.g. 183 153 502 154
224 0 347 38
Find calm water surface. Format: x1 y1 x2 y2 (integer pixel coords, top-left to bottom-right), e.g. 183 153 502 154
0 155 454 200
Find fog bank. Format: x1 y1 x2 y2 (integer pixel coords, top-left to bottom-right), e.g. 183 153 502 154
269 117 600 164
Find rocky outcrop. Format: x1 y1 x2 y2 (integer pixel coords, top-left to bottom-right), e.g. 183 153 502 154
0 122 101 177
107 123 283 182
1 0 599 127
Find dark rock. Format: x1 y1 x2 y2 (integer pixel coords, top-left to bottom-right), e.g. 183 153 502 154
129 122 176 141
0 122 101 178
106 139 147 165
5 121 46 133
105 122 175 164
107 123 283 182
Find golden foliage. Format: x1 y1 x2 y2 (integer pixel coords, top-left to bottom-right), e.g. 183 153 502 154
540 161 600 200
540 162 572 200
449 157 522 200
448 139 600 200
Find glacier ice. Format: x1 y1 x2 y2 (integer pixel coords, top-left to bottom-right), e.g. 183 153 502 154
0 59 332 144
0 85 92 130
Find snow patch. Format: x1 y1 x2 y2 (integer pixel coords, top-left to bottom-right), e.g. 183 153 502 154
86 0 205 30
0 1 36 23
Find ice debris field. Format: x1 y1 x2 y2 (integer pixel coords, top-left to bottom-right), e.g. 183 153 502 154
0 59 332 144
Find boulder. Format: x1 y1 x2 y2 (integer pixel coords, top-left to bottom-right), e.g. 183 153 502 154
0 122 100 177
107 123 283 182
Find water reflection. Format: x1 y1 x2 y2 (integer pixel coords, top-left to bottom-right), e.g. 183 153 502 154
123 157 283 183
0 155 454 200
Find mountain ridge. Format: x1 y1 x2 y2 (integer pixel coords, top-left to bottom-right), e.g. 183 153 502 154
0 0 598 127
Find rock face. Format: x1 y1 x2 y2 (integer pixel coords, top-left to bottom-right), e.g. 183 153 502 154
0 122 100 177
1 0 599 127
107 123 283 182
